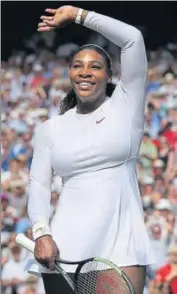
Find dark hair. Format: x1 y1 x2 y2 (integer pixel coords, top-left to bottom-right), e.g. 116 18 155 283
60 44 116 115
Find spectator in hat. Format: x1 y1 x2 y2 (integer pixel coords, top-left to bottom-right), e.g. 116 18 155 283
140 176 158 211
154 197 176 243
155 198 173 219
37 108 49 123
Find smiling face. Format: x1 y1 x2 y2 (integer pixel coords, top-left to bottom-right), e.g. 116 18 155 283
70 49 110 104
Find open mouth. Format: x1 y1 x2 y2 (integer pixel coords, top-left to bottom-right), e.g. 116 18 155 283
75 81 96 90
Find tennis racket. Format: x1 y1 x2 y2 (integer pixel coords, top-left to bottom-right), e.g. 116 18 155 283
15 233 136 294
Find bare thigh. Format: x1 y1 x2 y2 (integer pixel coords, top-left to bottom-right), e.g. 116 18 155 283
122 265 146 294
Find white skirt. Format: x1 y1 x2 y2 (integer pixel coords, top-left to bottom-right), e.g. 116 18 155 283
26 164 155 275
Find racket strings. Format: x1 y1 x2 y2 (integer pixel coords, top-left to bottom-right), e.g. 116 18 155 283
76 261 131 294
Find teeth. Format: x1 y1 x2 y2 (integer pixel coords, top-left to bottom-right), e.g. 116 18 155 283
79 82 92 86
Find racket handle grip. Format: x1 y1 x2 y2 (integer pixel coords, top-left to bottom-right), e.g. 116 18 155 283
15 233 35 253
15 234 85 266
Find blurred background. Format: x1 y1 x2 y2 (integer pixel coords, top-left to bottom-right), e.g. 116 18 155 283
1 1 177 294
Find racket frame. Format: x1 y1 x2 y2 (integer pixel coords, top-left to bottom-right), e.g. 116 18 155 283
56 257 136 294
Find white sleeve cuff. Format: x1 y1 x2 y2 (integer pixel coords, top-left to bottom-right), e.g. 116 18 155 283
32 223 52 241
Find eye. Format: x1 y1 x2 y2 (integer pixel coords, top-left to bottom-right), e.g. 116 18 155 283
72 64 81 68
92 65 101 69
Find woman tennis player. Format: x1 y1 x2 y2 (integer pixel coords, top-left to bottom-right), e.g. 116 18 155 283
27 5 155 294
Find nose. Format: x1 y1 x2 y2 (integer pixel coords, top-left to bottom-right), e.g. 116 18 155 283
78 69 92 79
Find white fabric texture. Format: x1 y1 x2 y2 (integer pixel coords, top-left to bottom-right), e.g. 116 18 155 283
27 11 155 274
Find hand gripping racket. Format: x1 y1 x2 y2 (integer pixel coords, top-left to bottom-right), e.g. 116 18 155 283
15 233 136 294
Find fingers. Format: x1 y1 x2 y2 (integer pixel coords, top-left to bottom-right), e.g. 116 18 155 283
37 26 54 32
45 8 57 15
43 20 56 26
38 22 47 28
48 252 58 271
49 257 56 271
35 255 56 270
37 22 54 32
37 8 56 32
34 246 58 270
40 15 54 21
37 19 57 30
34 236 58 270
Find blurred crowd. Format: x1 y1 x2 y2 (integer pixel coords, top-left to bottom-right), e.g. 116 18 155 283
1 29 177 294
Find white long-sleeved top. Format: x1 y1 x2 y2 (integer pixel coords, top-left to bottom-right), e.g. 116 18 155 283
27 11 155 274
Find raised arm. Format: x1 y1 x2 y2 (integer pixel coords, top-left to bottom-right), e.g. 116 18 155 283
82 10 147 123
83 11 147 95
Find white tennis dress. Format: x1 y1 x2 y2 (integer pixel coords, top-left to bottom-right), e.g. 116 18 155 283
27 11 155 275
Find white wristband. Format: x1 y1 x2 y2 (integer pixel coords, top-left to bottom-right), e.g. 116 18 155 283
75 8 84 24
32 223 51 241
